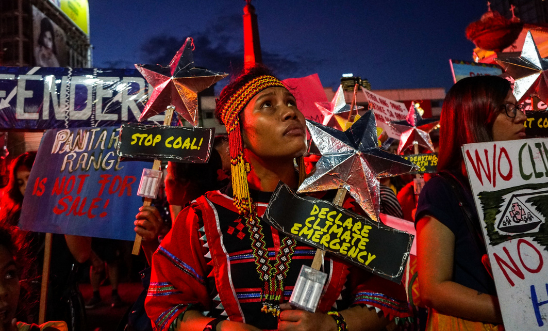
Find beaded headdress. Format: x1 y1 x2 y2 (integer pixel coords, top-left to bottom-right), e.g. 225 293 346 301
219 75 286 215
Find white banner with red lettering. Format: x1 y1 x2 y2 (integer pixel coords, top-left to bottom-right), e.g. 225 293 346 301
463 138 548 330
361 89 407 139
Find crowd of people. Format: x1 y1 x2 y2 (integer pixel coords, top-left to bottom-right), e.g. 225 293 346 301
0 66 527 331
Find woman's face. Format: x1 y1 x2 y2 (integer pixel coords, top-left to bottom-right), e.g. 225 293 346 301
241 86 307 161
43 31 53 51
491 91 527 141
16 166 31 197
0 245 19 329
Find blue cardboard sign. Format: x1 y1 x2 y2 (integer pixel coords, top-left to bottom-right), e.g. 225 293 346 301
19 126 152 240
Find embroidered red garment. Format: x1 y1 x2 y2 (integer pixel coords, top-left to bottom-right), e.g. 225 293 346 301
145 189 411 331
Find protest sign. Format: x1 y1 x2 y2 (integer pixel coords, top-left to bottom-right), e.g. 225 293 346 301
361 89 407 139
118 123 214 163
449 59 502 83
402 153 438 174
463 138 548 329
264 183 414 283
19 127 151 241
282 74 327 124
525 111 548 137
0 66 170 130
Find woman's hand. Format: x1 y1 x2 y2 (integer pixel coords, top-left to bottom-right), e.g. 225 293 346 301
134 206 169 244
278 303 336 331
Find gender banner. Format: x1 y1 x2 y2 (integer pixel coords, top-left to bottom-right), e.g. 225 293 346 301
463 138 548 329
118 123 214 163
19 126 151 241
402 153 438 174
449 59 502 83
0 66 170 130
264 183 414 283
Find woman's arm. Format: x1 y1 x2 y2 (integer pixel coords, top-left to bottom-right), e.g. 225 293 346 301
171 310 260 331
417 215 503 324
64 235 91 263
278 303 388 331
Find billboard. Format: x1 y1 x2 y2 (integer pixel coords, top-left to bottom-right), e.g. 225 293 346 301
48 0 89 36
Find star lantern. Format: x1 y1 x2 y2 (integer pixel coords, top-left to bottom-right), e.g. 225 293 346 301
297 111 417 222
390 102 439 155
135 37 228 125
315 85 363 131
495 31 548 103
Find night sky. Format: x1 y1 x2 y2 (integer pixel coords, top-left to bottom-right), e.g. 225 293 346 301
89 1 487 92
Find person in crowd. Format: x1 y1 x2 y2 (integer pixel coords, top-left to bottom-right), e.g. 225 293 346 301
0 152 35 227
126 137 230 331
0 152 90 329
0 225 67 331
34 17 59 67
84 239 124 309
144 65 411 331
165 135 230 222
415 75 526 330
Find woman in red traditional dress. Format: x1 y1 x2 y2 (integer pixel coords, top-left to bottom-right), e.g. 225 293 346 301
144 66 411 331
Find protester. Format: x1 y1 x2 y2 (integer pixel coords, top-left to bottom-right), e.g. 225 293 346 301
0 225 67 331
164 135 230 222
415 76 526 329
0 152 90 329
144 65 411 331
85 239 124 309
0 152 36 227
126 137 230 331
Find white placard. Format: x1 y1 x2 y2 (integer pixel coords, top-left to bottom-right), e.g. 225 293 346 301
463 138 548 330
362 89 407 139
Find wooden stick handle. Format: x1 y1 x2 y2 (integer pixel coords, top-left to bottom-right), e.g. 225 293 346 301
132 107 174 255
310 187 347 270
39 233 53 323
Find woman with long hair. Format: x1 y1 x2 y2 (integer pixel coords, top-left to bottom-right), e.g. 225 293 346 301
144 65 411 331
415 76 527 330
0 152 36 227
0 225 67 331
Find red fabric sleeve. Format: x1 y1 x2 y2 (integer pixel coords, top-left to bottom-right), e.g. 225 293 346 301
348 266 411 320
145 204 211 331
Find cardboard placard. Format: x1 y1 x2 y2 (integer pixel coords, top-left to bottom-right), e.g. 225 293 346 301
402 153 438 174
449 59 502 83
361 89 407 139
463 138 548 329
525 111 548 138
19 127 151 241
117 123 214 163
263 183 414 283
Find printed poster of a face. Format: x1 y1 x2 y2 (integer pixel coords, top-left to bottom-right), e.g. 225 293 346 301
463 138 548 330
32 6 67 67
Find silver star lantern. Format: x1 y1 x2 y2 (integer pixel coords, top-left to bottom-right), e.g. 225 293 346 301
135 37 228 125
315 85 362 130
298 111 417 222
390 102 439 155
496 31 548 102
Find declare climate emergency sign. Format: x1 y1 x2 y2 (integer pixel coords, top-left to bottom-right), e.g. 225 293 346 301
19 127 151 241
462 138 548 329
